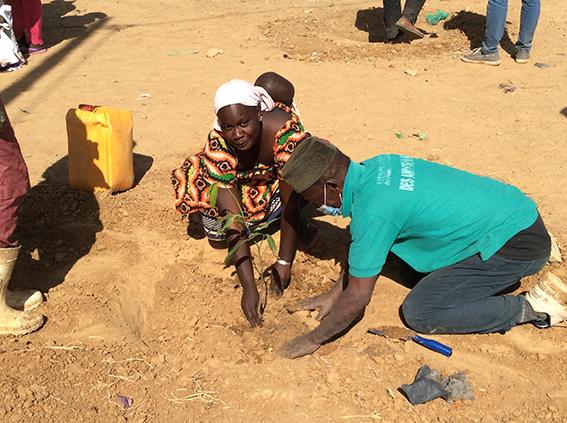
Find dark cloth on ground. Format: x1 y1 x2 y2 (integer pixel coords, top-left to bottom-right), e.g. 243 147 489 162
400 365 474 405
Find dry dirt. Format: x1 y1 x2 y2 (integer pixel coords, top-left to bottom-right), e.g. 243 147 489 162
1 0 567 422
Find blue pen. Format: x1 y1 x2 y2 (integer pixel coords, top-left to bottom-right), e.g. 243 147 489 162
412 335 453 357
368 327 453 357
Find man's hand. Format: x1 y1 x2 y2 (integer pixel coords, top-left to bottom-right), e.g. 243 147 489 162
286 274 345 321
281 274 378 358
279 333 321 359
270 262 291 297
241 289 263 327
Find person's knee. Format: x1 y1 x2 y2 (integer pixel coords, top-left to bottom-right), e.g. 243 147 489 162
401 294 437 334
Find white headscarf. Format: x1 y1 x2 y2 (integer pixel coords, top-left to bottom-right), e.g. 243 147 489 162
213 79 275 131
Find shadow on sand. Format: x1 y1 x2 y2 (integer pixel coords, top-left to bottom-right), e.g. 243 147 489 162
443 11 515 55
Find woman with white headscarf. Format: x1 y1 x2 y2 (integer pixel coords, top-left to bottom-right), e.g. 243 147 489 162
172 76 311 327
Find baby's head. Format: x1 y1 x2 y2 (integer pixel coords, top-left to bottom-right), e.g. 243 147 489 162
254 72 295 107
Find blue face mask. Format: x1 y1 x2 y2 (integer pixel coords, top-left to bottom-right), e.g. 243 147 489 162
316 184 342 216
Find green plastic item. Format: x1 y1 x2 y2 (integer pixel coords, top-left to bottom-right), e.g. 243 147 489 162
426 10 449 25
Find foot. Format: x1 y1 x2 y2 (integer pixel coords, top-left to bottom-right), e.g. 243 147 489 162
532 318 550 329
6 289 44 311
549 233 562 263
395 16 425 38
28 44 47 55
461 48 501 66
515 49 529 64
1 62 24 72
525 272 567 326
0 306 45 336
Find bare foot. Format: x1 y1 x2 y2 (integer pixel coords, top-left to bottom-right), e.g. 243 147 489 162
395 16 425 38
279 333 321 359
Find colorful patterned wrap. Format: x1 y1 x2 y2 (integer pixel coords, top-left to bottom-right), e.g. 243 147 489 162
171 104 308 224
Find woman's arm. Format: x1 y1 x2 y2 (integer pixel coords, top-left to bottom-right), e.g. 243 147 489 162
271 180 301 294
217 187 263 327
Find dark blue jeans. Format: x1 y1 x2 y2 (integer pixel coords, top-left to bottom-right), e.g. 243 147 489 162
401 253 548 334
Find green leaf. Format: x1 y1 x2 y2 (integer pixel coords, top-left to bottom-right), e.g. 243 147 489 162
209 183 219 208
221 213 236 231
235 214 247 226
266 235 278 256
255 221 272 232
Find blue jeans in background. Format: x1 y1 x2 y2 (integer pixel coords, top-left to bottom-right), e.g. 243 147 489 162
401 253 548 334
481 0 541 54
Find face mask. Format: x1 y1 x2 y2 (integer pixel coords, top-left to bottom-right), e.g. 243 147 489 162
316 184 342 216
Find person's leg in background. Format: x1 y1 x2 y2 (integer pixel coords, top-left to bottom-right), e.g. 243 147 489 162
24 0 45 53
0 100 45 335
0 197 23 249
514 0 540 63
462 0 507 65
396 0 427 38
383 0 402 41
482 0 509 54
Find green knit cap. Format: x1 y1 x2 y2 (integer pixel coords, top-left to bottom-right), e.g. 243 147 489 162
280 136 337 193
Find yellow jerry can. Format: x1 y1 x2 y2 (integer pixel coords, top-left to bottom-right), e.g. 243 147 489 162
66 105 134 192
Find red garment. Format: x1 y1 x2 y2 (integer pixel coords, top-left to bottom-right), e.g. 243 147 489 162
4 0 44 46
0 98 29 247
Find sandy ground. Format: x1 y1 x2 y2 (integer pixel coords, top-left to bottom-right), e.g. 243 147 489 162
1 0 567 421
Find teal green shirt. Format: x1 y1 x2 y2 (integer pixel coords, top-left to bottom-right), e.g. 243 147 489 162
342 155 538 278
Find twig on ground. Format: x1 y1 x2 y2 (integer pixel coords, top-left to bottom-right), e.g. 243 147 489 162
44 344 85 351
103 357 155 384
48 394 69 405
339 410 381 420
167 372 225 405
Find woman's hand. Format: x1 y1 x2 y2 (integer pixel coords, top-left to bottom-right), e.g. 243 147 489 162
270 262 292 297
241 288 263 327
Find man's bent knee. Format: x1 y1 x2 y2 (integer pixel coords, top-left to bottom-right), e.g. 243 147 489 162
401 295 439 334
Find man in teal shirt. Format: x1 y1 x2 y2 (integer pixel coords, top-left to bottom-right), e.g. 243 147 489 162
278 136 565 359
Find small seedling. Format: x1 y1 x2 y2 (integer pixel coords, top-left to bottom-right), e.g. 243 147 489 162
208 183 279 309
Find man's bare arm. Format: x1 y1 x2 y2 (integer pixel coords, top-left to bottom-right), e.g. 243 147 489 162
280 273 378 358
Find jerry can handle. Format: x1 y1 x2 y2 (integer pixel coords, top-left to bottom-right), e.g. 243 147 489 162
78 104 100 112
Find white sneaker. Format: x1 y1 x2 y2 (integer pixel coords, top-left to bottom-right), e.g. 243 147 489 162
549 233 562 263
525 272 567 326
